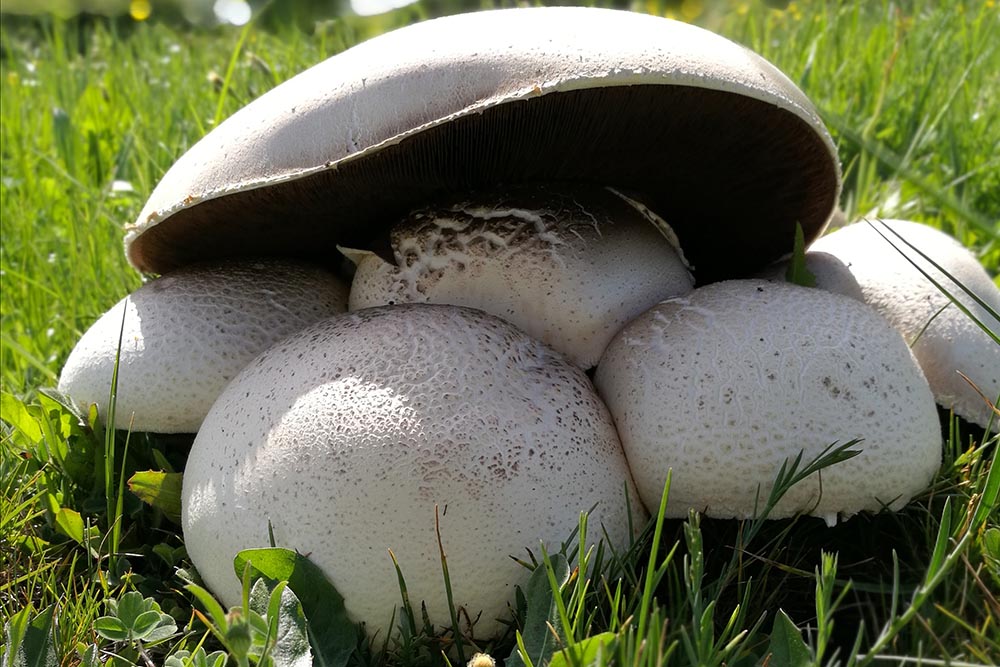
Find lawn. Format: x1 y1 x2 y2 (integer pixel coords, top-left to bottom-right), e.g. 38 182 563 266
1 1 998 665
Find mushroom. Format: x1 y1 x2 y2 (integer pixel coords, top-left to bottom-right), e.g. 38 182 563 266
594 280 941 525
346 185 694 368
757 251 866 302
58 259 348 433
123 6 840 284
182 304 643 639
805 220 1000 428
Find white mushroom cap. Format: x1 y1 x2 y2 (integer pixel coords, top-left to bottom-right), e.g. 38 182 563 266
347 186 694 368
58 259 348 433
125 7 839 283
182 304 642 639
594 280 941 525
809 220 1000 428
756 251 866 302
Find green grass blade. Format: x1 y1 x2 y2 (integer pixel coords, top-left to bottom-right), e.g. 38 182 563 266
785 222 817 288
184 584 230 635
212 22 254 127
866 219 1000 344
971 452 999 530
387 548 418 639
823 112 996 235
435 505 466 664
637 470 672 643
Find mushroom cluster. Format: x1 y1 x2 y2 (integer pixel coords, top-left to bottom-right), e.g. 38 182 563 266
57 6 996 640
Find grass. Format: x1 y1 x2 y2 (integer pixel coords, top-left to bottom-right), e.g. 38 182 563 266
1 0 999 665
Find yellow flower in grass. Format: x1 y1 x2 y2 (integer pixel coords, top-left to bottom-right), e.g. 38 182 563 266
130 0 151 21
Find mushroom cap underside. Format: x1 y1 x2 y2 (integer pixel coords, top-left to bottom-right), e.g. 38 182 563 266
126 6 840 283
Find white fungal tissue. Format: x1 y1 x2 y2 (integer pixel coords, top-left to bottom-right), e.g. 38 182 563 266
595 279 942 525
809 219 1000 428
182 304 643 640
347 186 694 368
58 259 348 433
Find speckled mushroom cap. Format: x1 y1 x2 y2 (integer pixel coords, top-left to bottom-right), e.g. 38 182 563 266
58 259 348 433
809 219 1000 428
348 185 694 368
126 6 840 283
594 280 941 525
182 304 643 639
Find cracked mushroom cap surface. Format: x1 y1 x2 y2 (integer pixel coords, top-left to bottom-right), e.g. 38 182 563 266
182 304 643 639
809 220 1000 428
57 259 348 433
594 279 941 525
126 6 839 283
347 185 694 368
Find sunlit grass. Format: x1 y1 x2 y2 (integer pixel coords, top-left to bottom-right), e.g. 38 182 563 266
1 0 998 664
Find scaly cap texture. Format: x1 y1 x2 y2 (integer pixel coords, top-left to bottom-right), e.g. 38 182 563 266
182 304 643 638
348 186 694 368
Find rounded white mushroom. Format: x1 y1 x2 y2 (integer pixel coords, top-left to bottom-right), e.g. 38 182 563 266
809 219 999 428
182 304 643 639
347 186 694 368
58 259 348 433
594 279 941 525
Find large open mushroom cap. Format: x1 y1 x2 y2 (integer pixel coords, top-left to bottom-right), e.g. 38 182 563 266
126 6 841 283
